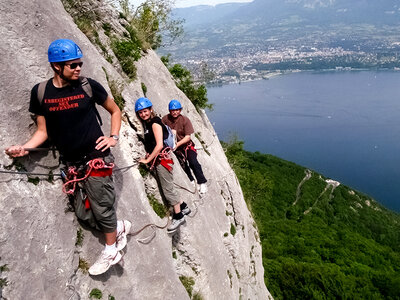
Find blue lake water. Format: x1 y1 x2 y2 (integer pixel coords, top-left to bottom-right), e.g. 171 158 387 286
206 71 400 212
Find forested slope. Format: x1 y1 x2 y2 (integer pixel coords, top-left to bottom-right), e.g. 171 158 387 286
224 140 400 299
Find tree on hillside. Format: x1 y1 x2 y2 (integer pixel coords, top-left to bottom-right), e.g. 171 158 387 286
118 0 183 49
162 55 212 110
223 139 400 299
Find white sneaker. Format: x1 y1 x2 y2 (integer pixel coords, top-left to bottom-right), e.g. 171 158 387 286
88 250 122 276
167 216 186 233
199 183 208 194
116 220 132 251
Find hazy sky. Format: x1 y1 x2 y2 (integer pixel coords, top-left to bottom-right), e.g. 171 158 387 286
130 0 253 8
175 0 253 7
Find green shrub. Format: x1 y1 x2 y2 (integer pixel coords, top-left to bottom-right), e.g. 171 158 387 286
102 67 125 110
0 265 9 273
169 64 212 110
141 82 148 96
148 194 167 218
78 257 89 274
227 270 233 288
192 292 204 300
109 80 125 110
160 54 170 66
28 177 40 185
75 227 84 247
230 224 236 236
47 170 54 183
118 0 183 50
89 288 102 299
161 57 212 111
61 0 99 40
0 261 9 289
102 22 112 36
133 3 161 49
138 164 150 177
0 278 8 289
5 160 26 171
111 39 140 80
179 276 195 298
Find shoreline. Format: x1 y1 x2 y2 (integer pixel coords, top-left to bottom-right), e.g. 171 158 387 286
207 67 400 87
206 70 400 213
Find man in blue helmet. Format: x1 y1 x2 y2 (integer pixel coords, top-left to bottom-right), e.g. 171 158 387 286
5 39 131 276
162 99 208 195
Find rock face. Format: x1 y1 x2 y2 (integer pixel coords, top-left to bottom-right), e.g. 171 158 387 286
0 0 272 299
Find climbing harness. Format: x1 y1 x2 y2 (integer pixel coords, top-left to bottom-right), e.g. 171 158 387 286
60 158 113 210
182 141 196 161
148 147 174 171
62 158 114 195
62 157 172 243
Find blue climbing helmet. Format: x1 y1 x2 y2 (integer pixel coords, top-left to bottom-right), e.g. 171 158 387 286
169 99 182 110
135 97 153 112
48 39 83 63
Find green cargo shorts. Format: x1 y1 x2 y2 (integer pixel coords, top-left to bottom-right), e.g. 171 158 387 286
71 156 117 233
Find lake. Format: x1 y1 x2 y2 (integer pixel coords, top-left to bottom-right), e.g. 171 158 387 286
206 71 400 212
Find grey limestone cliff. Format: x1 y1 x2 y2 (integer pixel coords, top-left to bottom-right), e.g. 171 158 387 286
0 0 272 299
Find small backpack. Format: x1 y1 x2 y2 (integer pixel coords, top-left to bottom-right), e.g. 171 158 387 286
163 124 176 149
37 76 103 125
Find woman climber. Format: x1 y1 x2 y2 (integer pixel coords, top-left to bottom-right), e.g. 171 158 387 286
135 97 191 233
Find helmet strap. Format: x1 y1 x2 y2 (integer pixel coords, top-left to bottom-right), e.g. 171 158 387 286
51 63 72 84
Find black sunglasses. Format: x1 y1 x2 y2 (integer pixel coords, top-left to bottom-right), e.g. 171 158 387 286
65 62 83 69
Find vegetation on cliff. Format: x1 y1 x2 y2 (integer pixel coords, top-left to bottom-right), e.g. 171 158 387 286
161 55 212 110
62 0 211 110
62 0 183 80
223 139 400 299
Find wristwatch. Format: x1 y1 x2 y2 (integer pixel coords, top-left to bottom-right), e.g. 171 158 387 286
110 135 119 141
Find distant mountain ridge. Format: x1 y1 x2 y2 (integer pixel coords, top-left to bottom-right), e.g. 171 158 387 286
172 3 247 27
175 0 400 28
164 0 400 80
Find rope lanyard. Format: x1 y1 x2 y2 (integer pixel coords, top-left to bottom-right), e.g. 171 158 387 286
0 163 137 177
62 158 114 195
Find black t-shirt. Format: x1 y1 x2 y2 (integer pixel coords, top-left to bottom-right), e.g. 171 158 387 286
143 117 168 154
29 78 109 162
